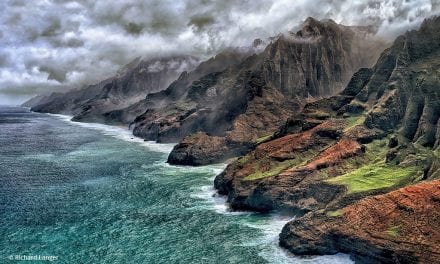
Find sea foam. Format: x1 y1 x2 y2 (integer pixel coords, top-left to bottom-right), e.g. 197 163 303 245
244 214 354 264
47 113 175 154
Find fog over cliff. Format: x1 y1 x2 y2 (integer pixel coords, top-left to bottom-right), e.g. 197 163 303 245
0 0 438 105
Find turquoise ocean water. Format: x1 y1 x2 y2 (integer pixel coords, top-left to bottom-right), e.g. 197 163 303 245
0 106 352 264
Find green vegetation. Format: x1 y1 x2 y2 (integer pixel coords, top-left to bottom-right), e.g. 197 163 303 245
385 225 400 237
344 114 366 131
363 139 389 162
163 101 197 116
326 139 420 194
237 154 251 164
326 209 344 217
244 159 301 181
434 148 440 158
326 161 418 194
243 147 321 181
255 133 273 144
242 146 320 181
308 110 331 120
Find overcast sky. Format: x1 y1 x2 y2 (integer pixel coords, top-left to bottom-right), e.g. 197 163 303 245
0 0 438 105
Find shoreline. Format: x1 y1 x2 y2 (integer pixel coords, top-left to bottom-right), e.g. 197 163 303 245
45 111 177 154
38 107 354 264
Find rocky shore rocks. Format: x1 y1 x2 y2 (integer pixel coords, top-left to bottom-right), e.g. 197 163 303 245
166 132 252 166
280 180 440 263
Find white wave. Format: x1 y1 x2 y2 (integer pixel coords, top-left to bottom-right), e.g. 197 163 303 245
159 161 226 174
189 172 353 264
154 160 244 214
188 167 258 216
243 214 354 264
47 113 175 153
192 181 354 264
82 177 113 186
190 184 252 215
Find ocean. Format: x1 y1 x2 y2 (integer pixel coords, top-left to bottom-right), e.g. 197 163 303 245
0 106 352 264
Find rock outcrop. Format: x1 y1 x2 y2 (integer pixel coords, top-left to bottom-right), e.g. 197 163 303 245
280 180 440 263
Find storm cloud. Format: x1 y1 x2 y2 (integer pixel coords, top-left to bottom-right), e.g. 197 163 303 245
0 0 438 105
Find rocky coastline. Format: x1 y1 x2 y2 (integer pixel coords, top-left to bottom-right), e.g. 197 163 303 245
24 16 440 263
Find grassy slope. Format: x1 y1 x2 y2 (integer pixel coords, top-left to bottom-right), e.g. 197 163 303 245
327 161 418 194
326 138 423 194
238 114 436 195
244 159 300 180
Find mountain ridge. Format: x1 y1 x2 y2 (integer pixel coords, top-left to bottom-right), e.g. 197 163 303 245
163 18 385 166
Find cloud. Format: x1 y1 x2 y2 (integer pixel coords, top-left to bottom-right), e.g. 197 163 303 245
0 51 10 67
124 22 144 35
0 0 438 103
39 65 68 83
188 15 215 31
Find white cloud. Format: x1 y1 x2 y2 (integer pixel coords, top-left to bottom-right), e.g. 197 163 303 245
0 0 438 103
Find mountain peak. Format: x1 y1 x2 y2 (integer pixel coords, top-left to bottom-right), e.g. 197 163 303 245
303 16 319 24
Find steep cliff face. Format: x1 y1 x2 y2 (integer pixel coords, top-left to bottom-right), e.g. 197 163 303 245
102 49 254 125
27 56 199 122
24 78 113 115
262 18 379 98
360 20 440 148
147 18 384 165
214 16 440 262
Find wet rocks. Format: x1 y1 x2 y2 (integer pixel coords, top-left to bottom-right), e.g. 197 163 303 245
167 132 253 166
